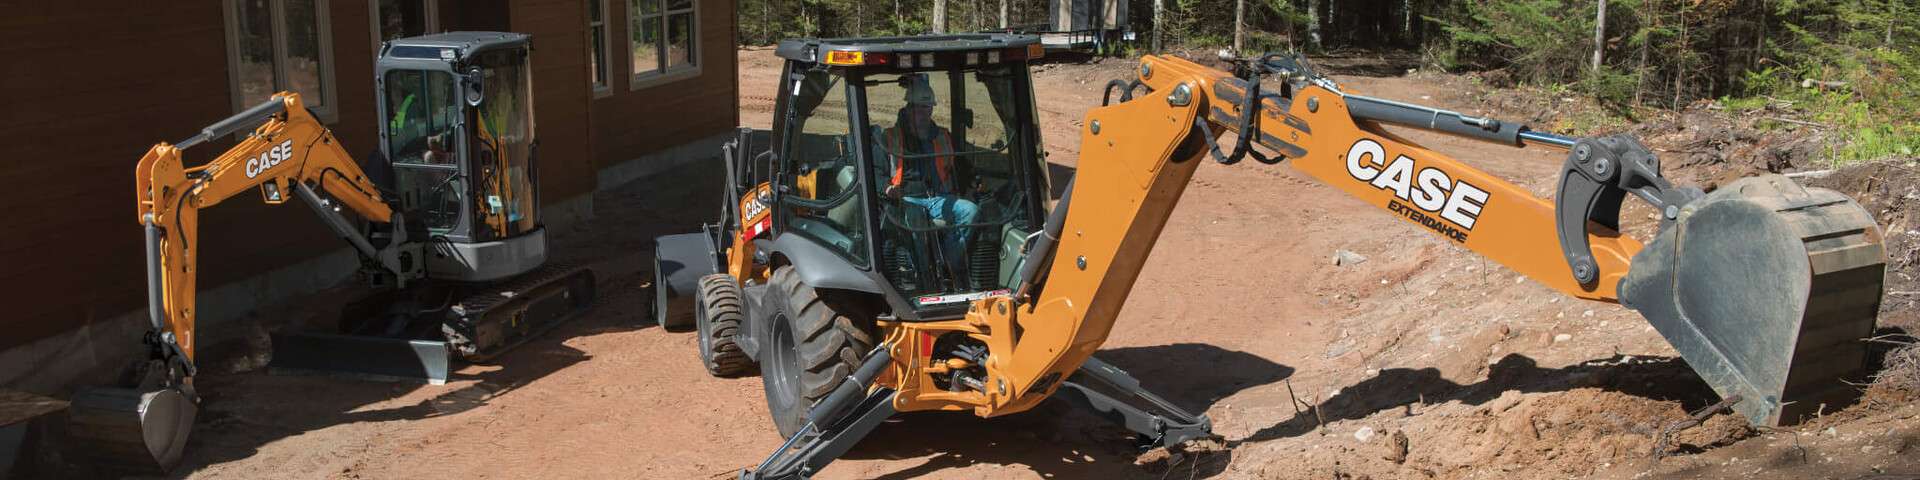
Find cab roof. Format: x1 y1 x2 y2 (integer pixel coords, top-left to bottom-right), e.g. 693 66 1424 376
381 32 529 62
775 33 1040 64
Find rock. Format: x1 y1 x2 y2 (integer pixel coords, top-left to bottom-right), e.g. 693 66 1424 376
1553 333 1573 343
1334 249 1369 266
1355 426 1376 443
1134 446 1177 473
1485 390 1525 413
1383 430 1410 464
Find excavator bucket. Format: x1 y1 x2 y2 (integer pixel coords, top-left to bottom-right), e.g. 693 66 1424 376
1620 174 1885 426
66 381 195 473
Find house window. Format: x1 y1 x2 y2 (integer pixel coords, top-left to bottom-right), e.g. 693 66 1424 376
628 0 698 88
225 0 337 120
371 0 440 47
589 0 611 95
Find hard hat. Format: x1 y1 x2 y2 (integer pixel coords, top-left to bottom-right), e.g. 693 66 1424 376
904 74 936 107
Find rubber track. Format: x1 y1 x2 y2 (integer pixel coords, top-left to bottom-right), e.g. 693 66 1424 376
444 262 596 361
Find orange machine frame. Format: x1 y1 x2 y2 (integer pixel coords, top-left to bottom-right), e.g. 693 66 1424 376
877 55 1641 416
135 93 393 361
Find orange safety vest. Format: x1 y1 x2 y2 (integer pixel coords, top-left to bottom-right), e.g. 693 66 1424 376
886 127 955 188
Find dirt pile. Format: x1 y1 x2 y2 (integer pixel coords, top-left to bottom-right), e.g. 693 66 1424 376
1630 109 1831 188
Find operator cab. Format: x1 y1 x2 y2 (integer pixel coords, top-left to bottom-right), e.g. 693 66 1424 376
771 34 1051 317
376 32 545 282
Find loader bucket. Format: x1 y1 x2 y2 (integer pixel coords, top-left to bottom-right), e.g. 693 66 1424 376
1620 174 1885 426
65 385 195 473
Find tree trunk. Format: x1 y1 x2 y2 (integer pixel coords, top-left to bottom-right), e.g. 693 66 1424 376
1673 6 1686 108
1633 0 1648 107
1234 0 1245 52
934 0 948 33
999 0 1008 28
1152 0 1163 53
1591 0 1607 72
1308 0 1322 49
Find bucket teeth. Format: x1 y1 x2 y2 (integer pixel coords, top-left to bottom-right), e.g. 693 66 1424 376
1620 174 1886 426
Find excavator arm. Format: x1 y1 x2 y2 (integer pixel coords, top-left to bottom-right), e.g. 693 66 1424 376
71 93 407 472
134 92 399 366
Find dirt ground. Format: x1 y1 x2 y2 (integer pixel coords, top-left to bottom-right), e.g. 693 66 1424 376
139 49 1920 480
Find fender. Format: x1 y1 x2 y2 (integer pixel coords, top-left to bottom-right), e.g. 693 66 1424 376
761 234 885 294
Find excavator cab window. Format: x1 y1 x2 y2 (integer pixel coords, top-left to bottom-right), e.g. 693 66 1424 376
468 48 539 241
384 69 464 232
858 63 1044 303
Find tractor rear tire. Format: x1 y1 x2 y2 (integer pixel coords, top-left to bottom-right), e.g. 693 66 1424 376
761 266 876 437
695 274 753 377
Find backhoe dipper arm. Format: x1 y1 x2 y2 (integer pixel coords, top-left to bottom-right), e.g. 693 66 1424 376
134 93 395 370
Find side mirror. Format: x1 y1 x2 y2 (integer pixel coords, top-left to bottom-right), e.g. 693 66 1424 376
462 66 485 107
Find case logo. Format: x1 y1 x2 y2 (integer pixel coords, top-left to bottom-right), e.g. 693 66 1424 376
1344 138 1490 242
244 140 295 179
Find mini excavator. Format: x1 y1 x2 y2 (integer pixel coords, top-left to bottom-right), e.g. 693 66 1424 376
67 32 595 473
652 34 1885 479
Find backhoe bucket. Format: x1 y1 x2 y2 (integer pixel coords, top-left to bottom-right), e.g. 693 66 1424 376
65 385 195 473
1620 174 1885 426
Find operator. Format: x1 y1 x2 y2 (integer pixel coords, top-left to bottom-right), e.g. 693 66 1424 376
878 74 978 274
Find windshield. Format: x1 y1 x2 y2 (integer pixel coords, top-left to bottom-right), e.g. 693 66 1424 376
859 64 1043 305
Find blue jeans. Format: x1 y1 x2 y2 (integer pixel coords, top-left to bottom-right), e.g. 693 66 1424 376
902 195 978 272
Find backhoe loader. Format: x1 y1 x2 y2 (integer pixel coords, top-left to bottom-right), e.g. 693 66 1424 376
67 32 595 473
651 34 1887 478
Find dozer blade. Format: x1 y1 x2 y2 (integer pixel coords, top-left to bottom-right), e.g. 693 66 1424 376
1621 174 1885 426
66 385 195 473
269 333 453 384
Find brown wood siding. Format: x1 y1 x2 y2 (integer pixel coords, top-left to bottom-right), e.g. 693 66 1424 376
511 0 596 203
591 0 739 170
0 2 376 350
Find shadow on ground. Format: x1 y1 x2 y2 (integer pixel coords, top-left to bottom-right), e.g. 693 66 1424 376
839 343 1291 480
1239 353 1722 444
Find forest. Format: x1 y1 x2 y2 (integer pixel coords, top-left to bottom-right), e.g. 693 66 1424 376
732 0 1917 163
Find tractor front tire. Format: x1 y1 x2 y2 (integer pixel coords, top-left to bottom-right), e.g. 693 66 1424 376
760 266 876 437
695 274 753 377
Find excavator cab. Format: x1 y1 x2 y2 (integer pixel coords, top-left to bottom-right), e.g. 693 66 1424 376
768 35 1054 316
375 32 546 282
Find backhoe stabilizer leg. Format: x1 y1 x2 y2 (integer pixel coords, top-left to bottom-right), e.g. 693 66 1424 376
1057 357 1216 448
741 389 899 480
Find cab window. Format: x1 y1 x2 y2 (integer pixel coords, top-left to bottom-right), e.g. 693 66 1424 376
778 68 869 266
